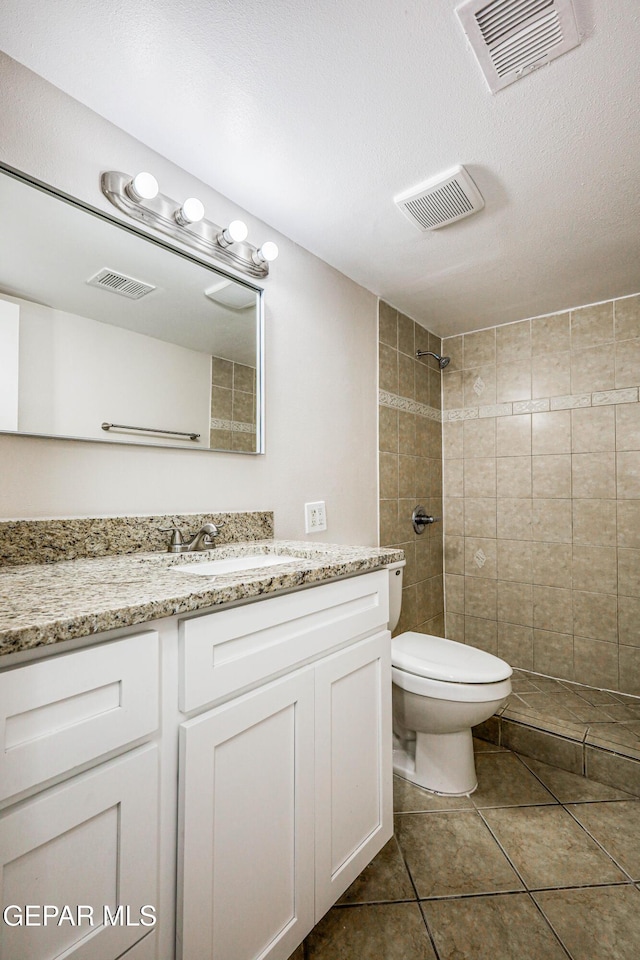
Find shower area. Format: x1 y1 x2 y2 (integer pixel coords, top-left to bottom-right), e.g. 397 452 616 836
378 292 640 790
440 294 640 697
379 291 640 695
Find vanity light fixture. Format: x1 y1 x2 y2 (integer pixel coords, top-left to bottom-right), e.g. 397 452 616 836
101 170 277 278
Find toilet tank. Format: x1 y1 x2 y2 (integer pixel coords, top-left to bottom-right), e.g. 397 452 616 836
386 560 405 633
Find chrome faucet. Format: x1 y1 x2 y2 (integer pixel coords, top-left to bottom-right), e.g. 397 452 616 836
162 522 224 553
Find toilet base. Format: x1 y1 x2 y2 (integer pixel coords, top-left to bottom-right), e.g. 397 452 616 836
393 728 478 796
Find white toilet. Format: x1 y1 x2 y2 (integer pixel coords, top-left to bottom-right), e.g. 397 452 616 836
387 561 512 796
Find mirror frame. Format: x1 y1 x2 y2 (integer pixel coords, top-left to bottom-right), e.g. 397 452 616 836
0 161 266 455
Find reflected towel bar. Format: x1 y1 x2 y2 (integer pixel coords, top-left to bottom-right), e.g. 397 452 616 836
101 422 200 441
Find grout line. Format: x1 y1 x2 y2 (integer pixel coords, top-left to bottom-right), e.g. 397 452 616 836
392 820 443 960
527 892 575 960
394 808 474 815
525 879 634 894
333 897 420 908
417 888 533 902
415 879 635 902
512 751 566 803
416 902 443 960
560 802 638 884
475 807 531 890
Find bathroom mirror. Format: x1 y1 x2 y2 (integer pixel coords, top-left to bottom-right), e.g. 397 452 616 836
0 164 264 453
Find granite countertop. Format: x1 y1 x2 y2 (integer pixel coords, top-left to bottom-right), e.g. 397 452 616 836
0 540 404 657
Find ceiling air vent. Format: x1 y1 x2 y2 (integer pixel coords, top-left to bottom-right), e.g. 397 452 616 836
87 268 156 300
394 165 485 232
455 0 581 93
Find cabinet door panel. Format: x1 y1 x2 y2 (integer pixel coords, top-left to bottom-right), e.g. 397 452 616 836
0 744 159 960
0 632 159 803
178 670 314 960
314 632 393 917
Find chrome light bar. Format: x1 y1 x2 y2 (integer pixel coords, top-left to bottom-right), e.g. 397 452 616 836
101 171 278 279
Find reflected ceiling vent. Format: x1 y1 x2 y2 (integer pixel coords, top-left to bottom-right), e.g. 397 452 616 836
394 165 485 231
204 279 255 311
455 0 581 93
87 268 156 300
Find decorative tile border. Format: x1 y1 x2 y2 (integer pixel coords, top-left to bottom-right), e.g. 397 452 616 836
593 388 638 406
478 403 513 419
210 418 255 433
446 408 479 421
378 390 441 422
513 399 550 414
384 385 640 423
549 393 591 411
444 387 639 422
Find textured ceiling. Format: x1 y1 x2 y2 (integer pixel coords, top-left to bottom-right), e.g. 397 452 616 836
1 0 639 336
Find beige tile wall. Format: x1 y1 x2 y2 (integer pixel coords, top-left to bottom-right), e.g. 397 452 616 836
378 301 444 636
442 293 640 695
210 356 257 452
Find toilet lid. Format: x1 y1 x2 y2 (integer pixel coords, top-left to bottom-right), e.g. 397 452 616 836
392 632 512 683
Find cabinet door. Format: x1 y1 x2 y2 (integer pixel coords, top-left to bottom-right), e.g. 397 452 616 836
178 669 315 960
314 631 393 917
0 744 159 960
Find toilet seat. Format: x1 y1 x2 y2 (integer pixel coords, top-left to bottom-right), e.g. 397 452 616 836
392 631 512 684
392 666 512 703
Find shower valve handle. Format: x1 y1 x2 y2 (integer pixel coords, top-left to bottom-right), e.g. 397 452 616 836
412 506 441 534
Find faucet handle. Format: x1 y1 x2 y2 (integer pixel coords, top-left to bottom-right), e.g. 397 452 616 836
201 521 224 537
160 525 186 553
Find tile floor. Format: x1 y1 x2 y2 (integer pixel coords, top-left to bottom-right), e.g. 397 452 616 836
290 738 640 960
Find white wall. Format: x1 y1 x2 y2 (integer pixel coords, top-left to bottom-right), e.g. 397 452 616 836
9 296 212 443
0 53 379 545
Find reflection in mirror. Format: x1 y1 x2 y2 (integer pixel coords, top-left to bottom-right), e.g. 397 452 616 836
0 166 263 453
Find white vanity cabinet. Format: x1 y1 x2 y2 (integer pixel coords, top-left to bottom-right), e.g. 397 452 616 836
176 571 392 960
0 565 393 960
0 633 161 960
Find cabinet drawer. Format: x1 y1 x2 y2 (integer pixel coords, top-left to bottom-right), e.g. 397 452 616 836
179 570 389 712
0 631 159 802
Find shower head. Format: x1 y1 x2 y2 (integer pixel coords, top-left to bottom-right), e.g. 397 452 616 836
416 350 451 369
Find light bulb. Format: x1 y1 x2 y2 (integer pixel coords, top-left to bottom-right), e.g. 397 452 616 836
175 197 205 226
228 219 248 242
127 172 159 202
217 219 248 247
253 241 279 264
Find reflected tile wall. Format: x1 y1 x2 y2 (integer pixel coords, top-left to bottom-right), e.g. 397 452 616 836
442 293 640 694
378 301 444 636
210 355 256 452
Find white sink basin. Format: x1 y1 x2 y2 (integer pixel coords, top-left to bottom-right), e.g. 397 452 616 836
173 554 293 576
